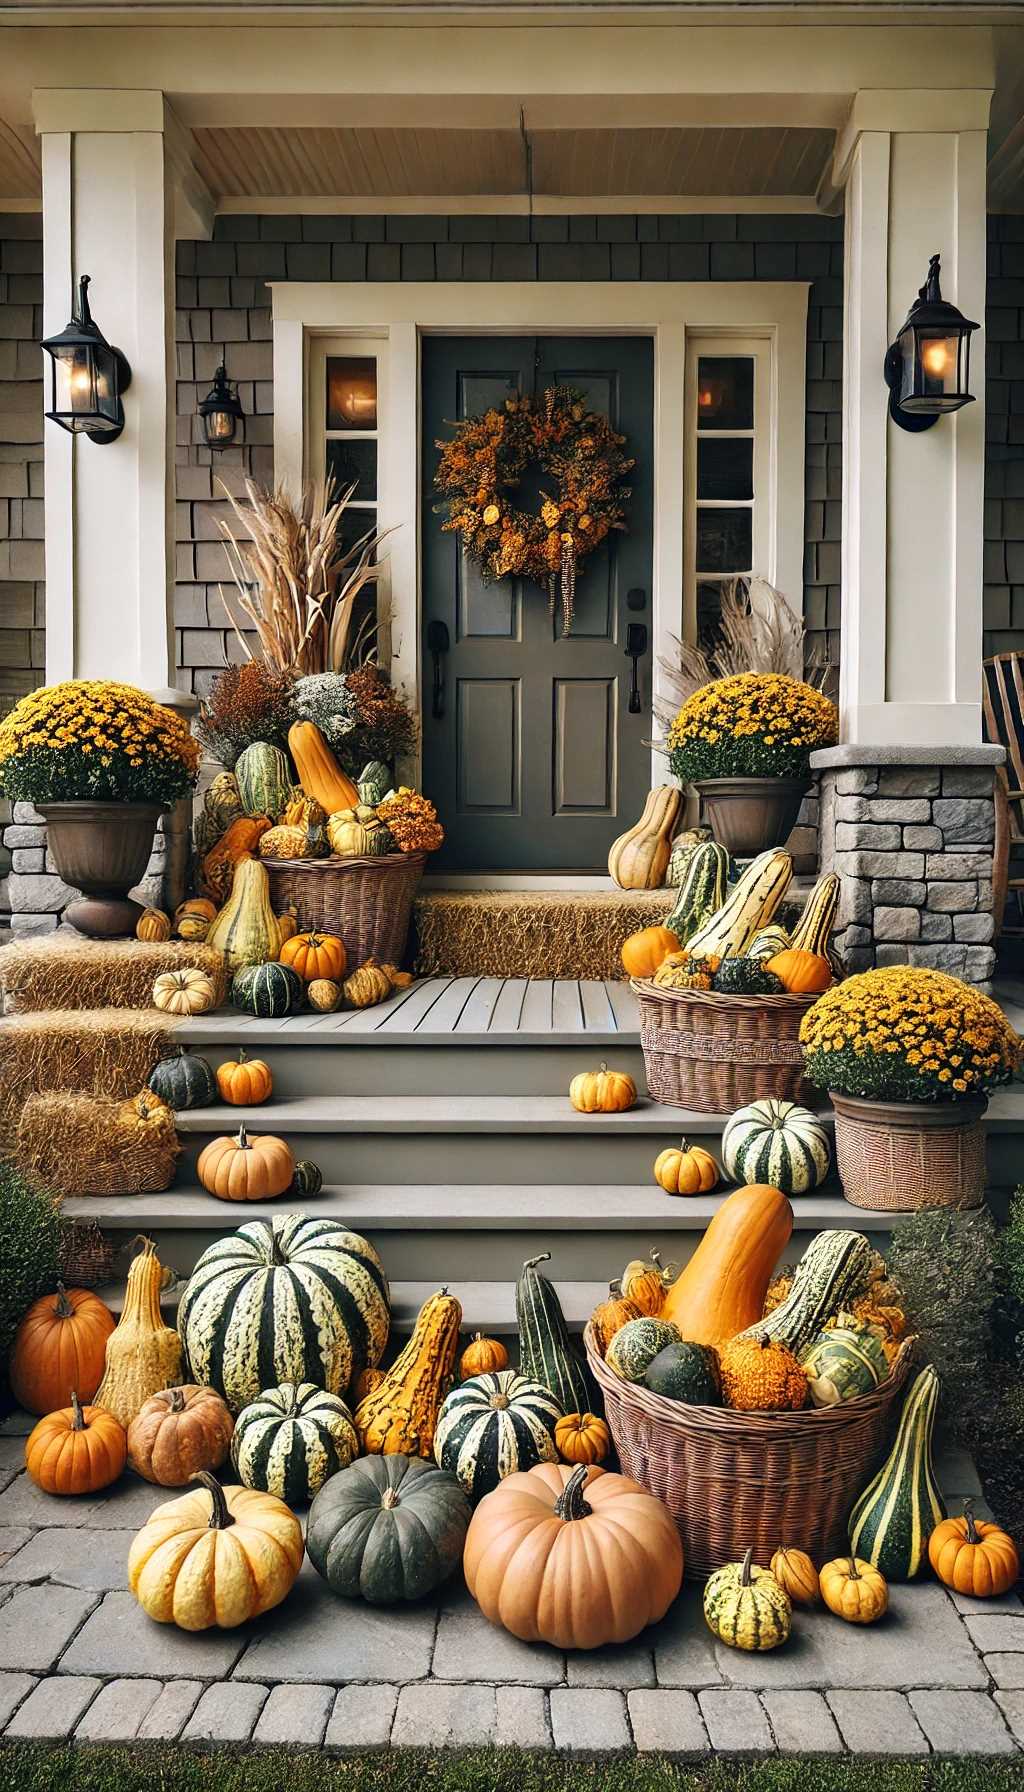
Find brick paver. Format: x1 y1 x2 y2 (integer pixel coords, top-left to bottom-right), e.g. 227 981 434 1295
762 1690 844 1754
392 1683 496 1748
0 1674 35 1730
628 1689 707 1756
5 1676 101 1741
495 1686 551 1750
136 1681 205 1741
699 1689 775 1753
183 1682 270 1744
0 1583 98 1672
324 1685 398 1751
828 1690 929 1755
549 1688 631 1754
909 1690 1016 1755
75 1678 163 1743
253 1684 334 1748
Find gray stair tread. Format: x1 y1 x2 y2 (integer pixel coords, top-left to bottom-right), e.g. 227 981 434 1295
172 1095 836 1133
61 1182 893 1230
101 1278 607 1333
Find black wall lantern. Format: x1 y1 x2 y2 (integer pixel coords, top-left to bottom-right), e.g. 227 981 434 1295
883 253 979 433
41 275 131 443
198 363 245 450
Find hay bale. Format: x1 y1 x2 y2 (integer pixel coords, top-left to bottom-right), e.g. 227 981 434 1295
0 932 227 1015
0 1008 177 1154
17 1090 180 1198
413 889 676 981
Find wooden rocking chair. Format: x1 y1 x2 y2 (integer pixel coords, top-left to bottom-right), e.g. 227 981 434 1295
983 651 1024 936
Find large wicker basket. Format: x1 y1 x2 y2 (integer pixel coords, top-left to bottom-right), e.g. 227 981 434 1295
265 852 426 966
586 1325 913 1578
632 978 820 1112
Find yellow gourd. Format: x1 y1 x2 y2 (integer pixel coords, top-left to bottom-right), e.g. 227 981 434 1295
136 908 171 943
258 824 326 862
607 787 682 890
282 793 327 831
206 857 281 976
288 721 361 814
354 1288 463 1458
344 962 393 1008
93 1238 183 1430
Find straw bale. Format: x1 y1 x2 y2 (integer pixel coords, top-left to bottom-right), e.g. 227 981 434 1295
0 1008 177 1153
413 889 675 981
16 1090 180 1197
0 933 227 1014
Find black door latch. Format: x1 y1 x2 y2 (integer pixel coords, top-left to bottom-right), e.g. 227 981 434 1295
625 622 648 714
427 619 450 720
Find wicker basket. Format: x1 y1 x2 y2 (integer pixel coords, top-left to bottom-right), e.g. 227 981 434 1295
265 852 426 966
586 1325 913 1578
831 1091 988 1212
59 1219 115 1289
632 978 820 1112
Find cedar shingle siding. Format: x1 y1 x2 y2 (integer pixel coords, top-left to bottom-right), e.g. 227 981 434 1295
0 213 45 719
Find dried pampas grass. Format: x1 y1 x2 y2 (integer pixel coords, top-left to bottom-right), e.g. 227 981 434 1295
655 576 833 733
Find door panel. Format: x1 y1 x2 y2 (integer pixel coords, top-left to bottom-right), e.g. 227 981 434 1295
422 334 653 871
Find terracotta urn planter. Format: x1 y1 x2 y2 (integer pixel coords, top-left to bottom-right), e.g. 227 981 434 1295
692 776 808 858
38 800 164 938
830 1090 988 1213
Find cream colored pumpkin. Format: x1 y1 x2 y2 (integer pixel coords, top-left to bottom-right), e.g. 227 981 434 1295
128 1470 303 1630
152 968 217 1016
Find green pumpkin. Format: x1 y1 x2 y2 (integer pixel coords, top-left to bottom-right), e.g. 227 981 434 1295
231 1381 358 1504
434 1370 562 1501
356 760 392 807
644 1340 720 1405
235 741 292 821
606 1316 681 1384
305 1452 471 1604
848 1364 945 1580
232 960 304 1018
293 1159 324 1196
148 1047 218 1112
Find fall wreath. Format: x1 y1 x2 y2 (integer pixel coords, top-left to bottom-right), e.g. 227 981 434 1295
434 386 634 633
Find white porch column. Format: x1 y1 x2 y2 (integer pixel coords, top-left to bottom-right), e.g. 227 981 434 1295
834 93 990 750
35 90 207 691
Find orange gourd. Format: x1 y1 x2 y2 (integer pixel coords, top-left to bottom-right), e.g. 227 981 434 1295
764 948 833 995
459 1333 510 1380
216 1049 274 1107
770 1545 820 1607
555 1413 611 1466
197 1124 295 1202
589 1287 642 1356
201 817 271 903
9 1285 116 1415
660 1183 794 1345
928 1501 1021 1598
288 721 361 814
175 898 217 926
275 906 299 944
280 930 347 984
607 787 682 891
653 1139 719 1196
136 907 171 943
620 925 680 979
568 1064 637 1113
25 1392 127 1496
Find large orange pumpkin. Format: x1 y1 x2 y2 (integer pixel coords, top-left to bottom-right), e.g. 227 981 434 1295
197 1123 295 1202
659 1183 793 1344
279 930 347 984
464 1462 683 1650
620 925 680 980
928 1501 1020 1598
25 1392 127 1495
10 1284 116 1415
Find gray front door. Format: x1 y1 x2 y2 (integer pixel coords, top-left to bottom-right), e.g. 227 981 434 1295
421 335 654 873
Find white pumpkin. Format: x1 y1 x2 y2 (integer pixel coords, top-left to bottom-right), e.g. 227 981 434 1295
722 1097 831 1195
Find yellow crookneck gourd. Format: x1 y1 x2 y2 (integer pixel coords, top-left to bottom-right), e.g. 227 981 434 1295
205 856 281 976
353 1288 463 1459
93 1238 182 1430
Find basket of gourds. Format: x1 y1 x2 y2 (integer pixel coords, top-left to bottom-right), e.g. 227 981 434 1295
627 851 839 1114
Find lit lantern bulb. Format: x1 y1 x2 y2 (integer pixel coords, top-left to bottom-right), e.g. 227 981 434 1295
70 365 91 395
922 340 951 379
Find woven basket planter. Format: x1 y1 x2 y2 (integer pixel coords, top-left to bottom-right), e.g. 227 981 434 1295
831 1091 988 1212
585 1325 913 1579
632 978 820 1113
265 852 426 967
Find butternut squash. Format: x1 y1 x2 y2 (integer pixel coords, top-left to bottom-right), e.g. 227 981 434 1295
206 856 281 975
288 721 361 815
660 1184 794 1345
608 787 682 890
353 1288 462 1459
201 815 272 904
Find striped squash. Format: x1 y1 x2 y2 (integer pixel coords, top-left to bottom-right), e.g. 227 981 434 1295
206 856 281 976
685 848 793 962
232 961 304 1018
434 1370 563 1501
722 1098 831 1195
790 872 841 956
516 1253 599 1416
232 1381 358 1503
746 923 791 961
178 1213 390 1413
848 1364 946 1580
235 742 292 822
739 1230 877 1356
801 1322 891 1408
664 841 730 945
703 1548 792 1652
606 1316 681 1384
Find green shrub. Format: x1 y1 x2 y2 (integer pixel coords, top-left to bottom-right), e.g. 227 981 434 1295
886 1205 999 1437
0 1160 62 1375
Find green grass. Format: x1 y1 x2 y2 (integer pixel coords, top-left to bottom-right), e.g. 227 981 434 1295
1 1748 1022 1792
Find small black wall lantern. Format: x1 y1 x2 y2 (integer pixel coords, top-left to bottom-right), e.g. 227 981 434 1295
883 253 979 433
41 275 131 443
198 363 245 450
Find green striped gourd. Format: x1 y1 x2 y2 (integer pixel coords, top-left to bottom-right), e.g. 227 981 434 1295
738 1230 877 1357
206 855 282 976
790 872 841 956
178 1213 390 1412
434 1369 563 1501
606 1316 681 1384
644 1341 720 1405
848 1365 946 1579
232 960 304 1018
685 848 793 961
746 923 791 961
801 1321 890 1407
722 1098 831 1195
231 1381 358 1503
666 828 714 888
516 1253 599 1415
664 841 731 944
357 760 392 807
235 741 292 822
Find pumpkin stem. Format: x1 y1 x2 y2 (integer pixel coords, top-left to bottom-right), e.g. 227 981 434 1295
963 1500 980 1544
70 1390 86 1431
847 1557 861 1580
489 1393 510 1411
555 1464 593 1523
269 1229 286 1267
523 1253 552 1272
53 1283 74 1321
191 1470 235 1531
740 1547 754 1587
235 1123 251 1152
236 1047 249 1064
167 1387 186 1414
381 1488 401 1510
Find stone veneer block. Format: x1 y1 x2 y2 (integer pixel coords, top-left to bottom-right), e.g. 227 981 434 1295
324 1685 399 1752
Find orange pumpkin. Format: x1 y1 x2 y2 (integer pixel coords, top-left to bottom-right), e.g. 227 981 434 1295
197 1123 295 1202
10 1285 116 1415
279 930 348 984
653 1139 719 1196
589 1287 642 1356
127 1385 235 1487
763 948 832 995
620 925 680 980
216 1049 274 1107
459 1333 510 1380
136 907 171 943
770 1545 820 1607
568 1064 637 1113
928 1501 1020 1599
555 1413 611 1466
25 1392 127 1496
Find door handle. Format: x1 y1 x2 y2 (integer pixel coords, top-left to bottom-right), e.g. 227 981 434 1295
625 622 648 715
427 619 450 720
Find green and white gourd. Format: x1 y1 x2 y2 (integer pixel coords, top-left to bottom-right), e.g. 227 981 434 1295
516 1253 600 1415
801 1321 891 1407
739 1230 878 1357
232 961 304 1018
231 1381 358 1503
848 1364 946 1580
665 828 715 888
746 924 791 961
357 760 392 807
685 848 793 962
606 1316 681 1384
664 841 731 945
434 1370 563 1501
722 1098 831 1195
234 741 292 821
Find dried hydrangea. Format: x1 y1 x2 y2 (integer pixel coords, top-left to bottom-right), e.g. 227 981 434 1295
291 673 358 748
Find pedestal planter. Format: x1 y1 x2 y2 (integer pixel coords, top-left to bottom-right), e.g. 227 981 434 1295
38 800 164 937
830 1090 988 1212
692 777 807 857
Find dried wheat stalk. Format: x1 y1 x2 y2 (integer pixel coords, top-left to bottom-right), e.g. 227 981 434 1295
654 575 832 731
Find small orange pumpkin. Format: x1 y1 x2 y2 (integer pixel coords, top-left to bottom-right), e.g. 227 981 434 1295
770 1545 820 1607
589 1286 642 1356
275 906 300 944
620 924 680 980
458 1333 510 1381
928 1501 1020 1599
136 907 171 943
569 1063 637 1113
175 898 217 926
216 1049 274 1107
25 1392 127 1496
764 948 832 995
280 930 347 984
555 1412 611 1466
653 1139 719 1196
197 1124 295 1202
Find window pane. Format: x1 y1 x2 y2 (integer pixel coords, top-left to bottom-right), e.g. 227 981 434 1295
327 438 378 502
697 580 724 648
338 507 378 559
696 356 754 431
326 356 377 431
696 507 752 574
698 437 753 501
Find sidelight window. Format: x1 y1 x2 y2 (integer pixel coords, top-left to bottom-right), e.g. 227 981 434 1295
684 337 773 649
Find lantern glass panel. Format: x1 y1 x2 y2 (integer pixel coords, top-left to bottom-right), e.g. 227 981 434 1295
205 406 237 445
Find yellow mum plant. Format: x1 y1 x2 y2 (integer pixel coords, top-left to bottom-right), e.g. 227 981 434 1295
0 681 200 806
667 672 838 782
800 967 1020 1104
